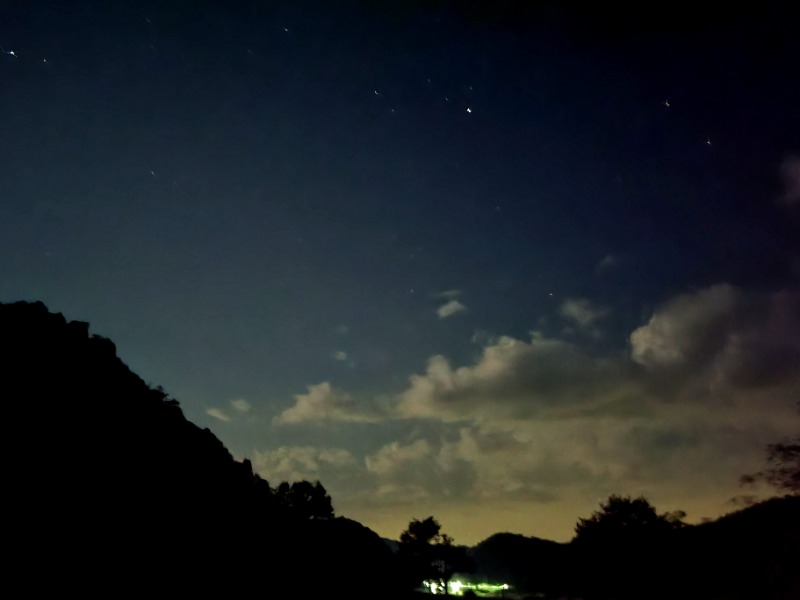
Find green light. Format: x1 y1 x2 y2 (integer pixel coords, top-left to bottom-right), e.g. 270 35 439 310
422 579 511 596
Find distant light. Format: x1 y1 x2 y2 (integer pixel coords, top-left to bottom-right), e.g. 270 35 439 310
466 107 472 113
423 579 510 596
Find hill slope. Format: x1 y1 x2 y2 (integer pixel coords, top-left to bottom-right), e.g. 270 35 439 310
1 300 397 596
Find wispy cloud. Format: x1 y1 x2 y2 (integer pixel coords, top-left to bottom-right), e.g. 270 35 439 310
559 297 609 328
230 398 251 413
433 290 468 319
206 407 231 422
438 299 467 319
206 399 250 422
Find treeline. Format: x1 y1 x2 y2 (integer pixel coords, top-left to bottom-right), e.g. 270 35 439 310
470 494 799 599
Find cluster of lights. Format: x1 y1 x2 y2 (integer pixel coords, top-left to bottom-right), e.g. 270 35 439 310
423 579 510 596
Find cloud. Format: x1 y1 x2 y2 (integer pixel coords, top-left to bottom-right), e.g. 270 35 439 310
394 285 799 428
630 284 741 369
230 398 251 413
436 425 587 501
267 284 799 544
274 381 382 424
594 253 618 275
332 350 348 361
252 446 355 483
395 333 635 422
364 438 472 501
780 154 800 204
438 299 468 319
630 284 800 389
206 400 249 421
560 298 609 328
206 407 231 422
366 439 431 476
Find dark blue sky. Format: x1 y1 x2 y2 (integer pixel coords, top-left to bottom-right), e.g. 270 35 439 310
2 1 798 543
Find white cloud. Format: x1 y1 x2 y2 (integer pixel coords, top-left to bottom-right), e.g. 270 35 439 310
366 439 431 476
260 284 799 544
206 407 231 422
252 446 355 483
630 284 740 369
560 298 609 328
394 285 798 428
364 439 447 502
230 398 251 413
437 299 467 319
630 284 800 389
274 381 382 424
333 350 348 361
780 154 800 204
395 333 634 422
380 283 799 518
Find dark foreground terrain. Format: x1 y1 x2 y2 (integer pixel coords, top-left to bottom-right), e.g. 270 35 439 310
2 300 797 599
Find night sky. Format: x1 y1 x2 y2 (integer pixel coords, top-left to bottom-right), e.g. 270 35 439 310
2 1 799 545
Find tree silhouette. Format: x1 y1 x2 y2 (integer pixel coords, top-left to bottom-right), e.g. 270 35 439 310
574 494 684 544
572 495 685 599
398 516 474 594
741 401 799 495
275 480 334 520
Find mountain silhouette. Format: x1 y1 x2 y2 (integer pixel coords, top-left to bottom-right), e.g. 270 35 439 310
470 532 570 596
466 496 799 599
1 300 397 596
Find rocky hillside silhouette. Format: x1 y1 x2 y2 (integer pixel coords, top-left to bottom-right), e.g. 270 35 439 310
2 300 397 596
